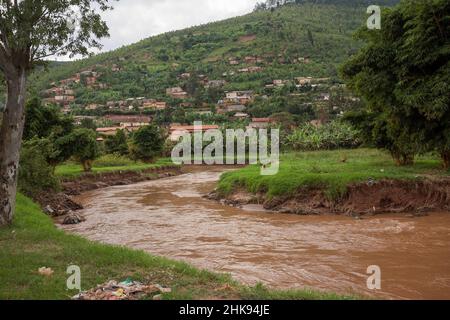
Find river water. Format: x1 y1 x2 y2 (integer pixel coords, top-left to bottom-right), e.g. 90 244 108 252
61 167 450 300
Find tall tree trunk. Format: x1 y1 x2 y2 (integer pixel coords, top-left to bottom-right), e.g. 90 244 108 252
0 70 27 226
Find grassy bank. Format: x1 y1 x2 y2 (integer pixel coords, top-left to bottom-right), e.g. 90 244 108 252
55 157 176 178
218 149 449 200
0 195 352 300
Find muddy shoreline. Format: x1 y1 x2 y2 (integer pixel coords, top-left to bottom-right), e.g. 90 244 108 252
208 178 450 216
34 165 183 222
62 167 450 299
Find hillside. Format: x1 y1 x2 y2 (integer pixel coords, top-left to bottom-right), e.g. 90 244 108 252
20 0 398 122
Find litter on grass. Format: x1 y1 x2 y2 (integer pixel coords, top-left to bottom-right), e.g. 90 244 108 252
38 267 54 277
72 279 171 300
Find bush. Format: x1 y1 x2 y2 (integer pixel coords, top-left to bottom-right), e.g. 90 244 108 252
104 129 129 156
58 128 100 172
18 143 60 195
284 121 361 151
129 125 165 162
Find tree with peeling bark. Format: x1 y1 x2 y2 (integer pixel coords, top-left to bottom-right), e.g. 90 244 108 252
0 0 114 226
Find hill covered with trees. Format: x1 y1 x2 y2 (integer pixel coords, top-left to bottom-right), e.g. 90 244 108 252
22 1 397 112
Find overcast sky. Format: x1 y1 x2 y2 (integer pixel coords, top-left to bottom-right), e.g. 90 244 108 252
56 0 259 60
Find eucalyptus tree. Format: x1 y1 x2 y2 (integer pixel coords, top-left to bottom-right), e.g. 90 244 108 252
0 0 115 226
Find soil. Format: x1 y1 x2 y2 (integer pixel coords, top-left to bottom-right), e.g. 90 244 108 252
33 165 182 221
62 166 182 195
209 178 450 216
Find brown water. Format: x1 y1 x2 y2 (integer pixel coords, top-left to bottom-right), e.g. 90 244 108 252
61 167 450 300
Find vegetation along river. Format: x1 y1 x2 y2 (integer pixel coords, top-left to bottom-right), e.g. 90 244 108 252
61 167 450 300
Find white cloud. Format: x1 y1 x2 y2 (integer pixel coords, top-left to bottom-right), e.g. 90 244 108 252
54 0 258 60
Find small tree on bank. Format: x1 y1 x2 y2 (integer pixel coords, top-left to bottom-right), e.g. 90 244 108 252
61 128 100 172
129 125 165 163
0 1 113 226
340 0 449 168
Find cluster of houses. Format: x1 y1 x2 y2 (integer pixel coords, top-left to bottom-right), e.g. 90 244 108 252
82 98 168 112
167 118 274 141
264 77 331 90
42 69 107 107
215 90 255 118
87 112 275 143
94 115 153 138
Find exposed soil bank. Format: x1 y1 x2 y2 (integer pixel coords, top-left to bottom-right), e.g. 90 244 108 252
33 165 182 219
62 165 182 195
210 179 450 216
62 168 450 299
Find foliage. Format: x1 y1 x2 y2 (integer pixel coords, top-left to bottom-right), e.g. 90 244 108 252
104 129 129 156
340 0 450 167
218 149 448 200
79 118 97 130
23 97 74 141
59 128 100 172
284 121 361 151
129 125 165 162
0 194 351 300
18 141 60 195
28 2 382 104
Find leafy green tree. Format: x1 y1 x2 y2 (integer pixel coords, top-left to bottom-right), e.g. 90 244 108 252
23 97 74 140
0 0 112 226
62 129 100 172
341 0 449 167
105 129 129 156
18 140 60 196
22 137 64 172
79 118 97 131
129 125 165 163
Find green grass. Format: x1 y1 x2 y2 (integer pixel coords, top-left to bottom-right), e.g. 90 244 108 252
0 194 355 300
218 149 449 200
55 157 175 178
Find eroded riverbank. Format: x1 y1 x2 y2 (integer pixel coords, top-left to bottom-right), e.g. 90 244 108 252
60 167 450 300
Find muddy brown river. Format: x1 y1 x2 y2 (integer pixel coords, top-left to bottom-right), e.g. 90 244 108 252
61 167 450 300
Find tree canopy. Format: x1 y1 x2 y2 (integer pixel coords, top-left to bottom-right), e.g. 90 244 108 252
341 0 450 167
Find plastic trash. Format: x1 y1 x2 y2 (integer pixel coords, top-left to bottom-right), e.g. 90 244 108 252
38 267 54 277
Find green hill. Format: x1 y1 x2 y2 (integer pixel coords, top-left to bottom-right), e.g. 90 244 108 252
23 0 398 119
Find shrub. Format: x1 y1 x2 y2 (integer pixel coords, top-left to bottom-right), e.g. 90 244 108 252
58 128 100 172
129 125 165 162
18 142 60 195
284 121 361 151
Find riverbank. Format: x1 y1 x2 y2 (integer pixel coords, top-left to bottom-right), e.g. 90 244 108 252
215 149 450 216
32 160 182 219
0 194 352 300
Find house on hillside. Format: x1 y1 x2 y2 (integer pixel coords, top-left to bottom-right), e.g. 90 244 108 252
169 124 220 142
247 118 273 129
96 127 121 136
319 93 331 101
166 87 188 99
86 103 100 111
103 115 152 128
111 64 121 72
218 104 246 114
143 100 167 110
295 77 313 86
205 80 227 88
228 57 240 65
54 95 75 105
233 112 249 119
224 91 254 105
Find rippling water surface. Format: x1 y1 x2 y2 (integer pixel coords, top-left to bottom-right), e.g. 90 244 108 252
61 167 450 299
